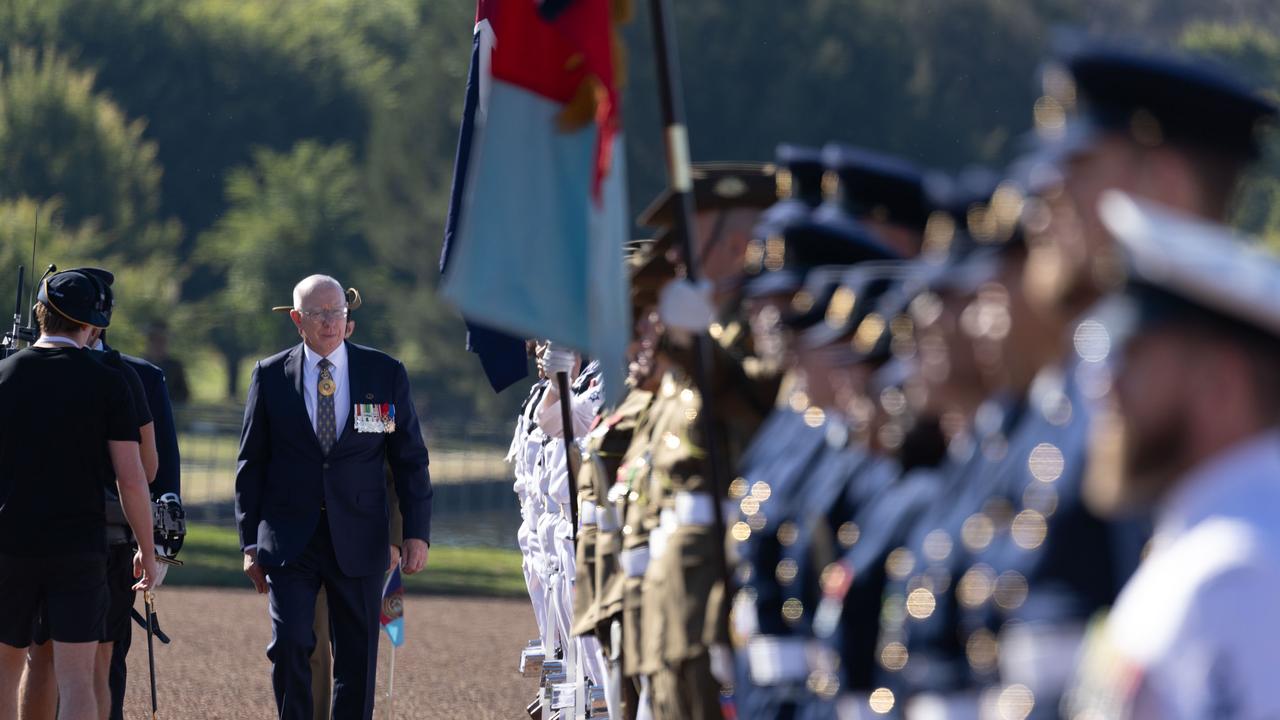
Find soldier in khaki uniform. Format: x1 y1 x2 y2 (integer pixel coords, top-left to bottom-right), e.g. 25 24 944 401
629 164 782 719
615 340 669 718
571 240 671 720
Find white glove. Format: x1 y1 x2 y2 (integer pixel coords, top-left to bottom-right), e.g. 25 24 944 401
709 643 735 686
152 560 169 589
540 345 577 376
659 279 714 333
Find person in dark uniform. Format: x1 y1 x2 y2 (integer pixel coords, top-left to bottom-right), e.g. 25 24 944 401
0 269 159 719
981 42 1279 716
19 267 179 720
728 146 914 718
145 321 190 406
813 143 937 259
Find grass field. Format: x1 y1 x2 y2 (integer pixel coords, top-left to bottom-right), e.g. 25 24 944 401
171 523 527 597
177 430 512 509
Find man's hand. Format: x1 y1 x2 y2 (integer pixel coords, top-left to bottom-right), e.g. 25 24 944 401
132 549 160 592
402 538 429 575
244 549 268 594
388 544 402 574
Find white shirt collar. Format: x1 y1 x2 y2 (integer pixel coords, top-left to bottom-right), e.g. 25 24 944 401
302 340 348 373
37 334 81 348
1157 428 1280 545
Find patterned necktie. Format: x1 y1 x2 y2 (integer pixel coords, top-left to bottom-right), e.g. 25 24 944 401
317 358 337 455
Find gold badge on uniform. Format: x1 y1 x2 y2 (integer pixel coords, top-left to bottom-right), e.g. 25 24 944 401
354 403 396 433
318 378 337 397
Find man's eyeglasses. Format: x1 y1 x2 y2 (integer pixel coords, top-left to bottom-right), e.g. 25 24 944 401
297 308 349 322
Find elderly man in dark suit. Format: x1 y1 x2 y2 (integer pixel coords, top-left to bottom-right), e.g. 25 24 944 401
236 274 432 720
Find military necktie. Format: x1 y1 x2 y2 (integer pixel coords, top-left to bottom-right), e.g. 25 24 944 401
317 358 337 455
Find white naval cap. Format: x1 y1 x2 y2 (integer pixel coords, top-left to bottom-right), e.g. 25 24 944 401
1098 189 1280 340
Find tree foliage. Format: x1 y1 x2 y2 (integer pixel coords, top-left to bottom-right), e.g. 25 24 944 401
196 141 381 394
0 0 1278 425
0 47 174 256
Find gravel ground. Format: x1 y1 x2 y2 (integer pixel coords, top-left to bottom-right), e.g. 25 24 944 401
124 587 539 719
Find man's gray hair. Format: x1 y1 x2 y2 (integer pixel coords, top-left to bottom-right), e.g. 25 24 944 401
293 274 345 309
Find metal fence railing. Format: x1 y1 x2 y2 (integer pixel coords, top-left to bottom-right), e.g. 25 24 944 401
175 405 521 547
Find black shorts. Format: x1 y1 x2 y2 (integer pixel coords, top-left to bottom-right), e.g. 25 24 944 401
0 552 108 647
32 544 136 646
101 544 138 644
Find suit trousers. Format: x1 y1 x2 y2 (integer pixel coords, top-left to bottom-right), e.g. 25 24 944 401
311 588 333 720
265 516 382 720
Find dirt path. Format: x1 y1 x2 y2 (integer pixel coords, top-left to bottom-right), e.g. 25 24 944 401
124 587 539 719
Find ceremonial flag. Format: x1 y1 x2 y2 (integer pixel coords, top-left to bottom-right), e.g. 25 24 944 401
380 566 405 647
440 0 630 402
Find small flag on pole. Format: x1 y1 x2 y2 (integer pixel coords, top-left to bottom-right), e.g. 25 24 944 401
380 566 406 647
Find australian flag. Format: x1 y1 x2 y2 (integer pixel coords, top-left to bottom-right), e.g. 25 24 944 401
440 0 630 403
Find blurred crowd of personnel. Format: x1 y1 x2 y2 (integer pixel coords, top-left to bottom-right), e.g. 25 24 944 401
510 36 1280 720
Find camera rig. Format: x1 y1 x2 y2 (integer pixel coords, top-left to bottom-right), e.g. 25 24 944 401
1 264 41 358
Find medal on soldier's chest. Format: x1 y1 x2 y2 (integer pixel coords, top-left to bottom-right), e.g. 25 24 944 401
318 378 337 397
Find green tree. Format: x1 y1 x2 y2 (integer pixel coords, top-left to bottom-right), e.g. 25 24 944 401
0 0 410 252
0 197 179 353
1179 23 1280 245
197 140 384 396
0 47 176 257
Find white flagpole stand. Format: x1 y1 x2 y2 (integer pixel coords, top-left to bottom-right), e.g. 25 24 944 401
384 643 397 720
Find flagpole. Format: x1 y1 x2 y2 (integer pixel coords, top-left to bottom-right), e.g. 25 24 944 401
384 644 396 720
553 366 586 718
555 370 580 535
646 0 734 603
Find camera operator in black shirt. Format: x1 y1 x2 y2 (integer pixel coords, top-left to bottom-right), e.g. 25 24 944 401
19 267 173 720
0 269 158 720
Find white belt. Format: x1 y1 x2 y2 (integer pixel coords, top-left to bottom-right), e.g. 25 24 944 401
674 491 715 527
620 546 650 578
732 591 759 639
904 692 981 720
580 501 598 527
650 510 678 560
998 621 1085 700
598 505 621 532
748 636 811 686
835 693 870 720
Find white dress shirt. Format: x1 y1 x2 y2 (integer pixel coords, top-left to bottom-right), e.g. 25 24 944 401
302 341 350 441
1087 430 1280 720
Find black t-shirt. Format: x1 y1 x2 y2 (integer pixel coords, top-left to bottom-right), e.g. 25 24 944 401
0 346 140 556
93 349 152 502
94 350 152 428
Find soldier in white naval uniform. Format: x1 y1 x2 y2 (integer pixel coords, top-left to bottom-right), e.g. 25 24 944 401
1069 192 1280 720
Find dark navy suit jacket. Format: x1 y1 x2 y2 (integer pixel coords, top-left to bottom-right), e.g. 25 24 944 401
234 341 432 578
117 351 181 498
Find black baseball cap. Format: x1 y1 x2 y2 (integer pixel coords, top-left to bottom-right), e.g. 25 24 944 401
37 268 114 329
